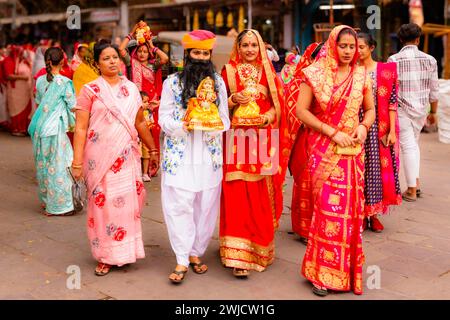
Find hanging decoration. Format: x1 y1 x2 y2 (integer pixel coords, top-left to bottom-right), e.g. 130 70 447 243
238 5 245 33
206 8 214 25
215 11 224 28
227 12 234 28
193 10 200 30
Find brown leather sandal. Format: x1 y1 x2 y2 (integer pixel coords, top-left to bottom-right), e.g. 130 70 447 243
189 261 208 274
402 191 417 202
169 269 188 284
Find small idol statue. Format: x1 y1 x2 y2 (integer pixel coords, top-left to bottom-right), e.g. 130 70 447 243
183 77 224 131
231 63 263 126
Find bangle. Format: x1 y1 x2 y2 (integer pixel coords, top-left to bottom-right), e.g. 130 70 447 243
360 122 370 132
330 128 339 139
430 110 437 114
72 164 83 169
149 148 158 153
152 47 158 54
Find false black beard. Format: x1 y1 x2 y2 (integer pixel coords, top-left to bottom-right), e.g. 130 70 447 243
179 55 216 109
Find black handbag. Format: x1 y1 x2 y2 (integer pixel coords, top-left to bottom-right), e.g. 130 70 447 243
67 167 87 212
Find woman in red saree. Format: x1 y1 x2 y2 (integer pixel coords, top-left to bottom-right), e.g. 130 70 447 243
285 42 323 242
119 22 169 177
220 29 290 277
296 26 375 296
3 45 32 136
357 33 401 232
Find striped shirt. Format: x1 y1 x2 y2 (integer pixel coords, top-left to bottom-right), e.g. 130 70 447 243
388 45 439 118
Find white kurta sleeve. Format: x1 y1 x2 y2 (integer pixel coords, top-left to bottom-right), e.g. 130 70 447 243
158 78 187 138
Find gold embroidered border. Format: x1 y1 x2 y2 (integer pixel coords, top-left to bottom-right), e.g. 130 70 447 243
303 261 350 291
220 236 274 272
225 171 266 182
265 176 277 230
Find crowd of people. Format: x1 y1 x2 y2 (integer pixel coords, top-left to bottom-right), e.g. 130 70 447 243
0 21 439 296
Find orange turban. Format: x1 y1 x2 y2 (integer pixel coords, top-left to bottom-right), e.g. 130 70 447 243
182 30 216 50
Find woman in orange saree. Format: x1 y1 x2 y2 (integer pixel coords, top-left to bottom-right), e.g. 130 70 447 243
285 42 323 242
296 26 375 296
219 29 290 278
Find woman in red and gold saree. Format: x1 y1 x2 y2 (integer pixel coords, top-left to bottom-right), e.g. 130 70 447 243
296 26 375 296
285 42 323 241
3 45 32 136
219 29 290 277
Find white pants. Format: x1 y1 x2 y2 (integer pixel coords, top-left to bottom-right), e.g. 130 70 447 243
161 184 221 267
398 110 426 188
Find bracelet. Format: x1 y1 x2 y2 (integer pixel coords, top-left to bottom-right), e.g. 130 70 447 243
72 164 83 169
152 47 158 54
360 122 370 132
430 110 437 114
330 128 339 139
149 148 158 153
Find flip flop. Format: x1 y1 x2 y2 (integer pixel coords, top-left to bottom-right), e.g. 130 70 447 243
189 261 208 274
95 263 112 276
417 189 422 198
169 269 188 284
312 284 328 297
233 268 249 278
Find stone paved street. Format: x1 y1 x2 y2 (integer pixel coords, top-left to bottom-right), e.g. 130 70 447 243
0 130 449 300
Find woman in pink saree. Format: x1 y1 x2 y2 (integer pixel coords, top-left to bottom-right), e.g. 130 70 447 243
357 33 401 232
296 26 375 296
72 41 159 276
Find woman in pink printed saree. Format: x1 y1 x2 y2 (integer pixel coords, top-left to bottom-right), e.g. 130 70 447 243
296 26 375 296
72 41 159 276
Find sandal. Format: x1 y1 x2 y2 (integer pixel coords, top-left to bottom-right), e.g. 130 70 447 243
417 189 422 198
61 211 76 216
312 284 328 297
189 261 208 274
402 191 417 202
95 263 112 276
299 237 308 246
169 268 188 284
233 268 249 278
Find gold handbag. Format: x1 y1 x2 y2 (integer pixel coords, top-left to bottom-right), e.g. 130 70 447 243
334 144 362 156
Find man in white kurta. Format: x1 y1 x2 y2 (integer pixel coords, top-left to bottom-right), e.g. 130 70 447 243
158 30 230 283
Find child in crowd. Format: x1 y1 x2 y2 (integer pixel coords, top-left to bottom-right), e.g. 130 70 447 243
140 91 156 182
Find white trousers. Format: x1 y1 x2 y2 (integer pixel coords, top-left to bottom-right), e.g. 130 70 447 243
161 184 221 267
398 111 426 188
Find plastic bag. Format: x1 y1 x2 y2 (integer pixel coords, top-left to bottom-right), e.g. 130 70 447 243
67 167 87 212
